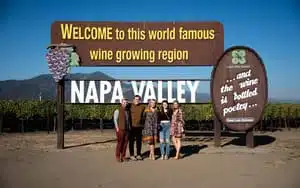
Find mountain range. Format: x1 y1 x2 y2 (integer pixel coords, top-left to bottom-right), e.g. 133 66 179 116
0 72 299 104
0 72 115 101
0 72 211 102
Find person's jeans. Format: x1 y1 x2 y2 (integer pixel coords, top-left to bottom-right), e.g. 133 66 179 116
159 122 171 156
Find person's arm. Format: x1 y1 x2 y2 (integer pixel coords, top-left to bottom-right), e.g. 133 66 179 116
128 110 132 130
179 109 185 126
155 111 159 128
113 109 119 131
141 109 147 126
157 110 162 122
169 109 173 120
139 106 146 126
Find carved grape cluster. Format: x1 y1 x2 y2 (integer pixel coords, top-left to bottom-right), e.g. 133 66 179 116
46 48 71 82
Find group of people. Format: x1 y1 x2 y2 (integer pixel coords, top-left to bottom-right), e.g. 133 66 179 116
113 95 185 162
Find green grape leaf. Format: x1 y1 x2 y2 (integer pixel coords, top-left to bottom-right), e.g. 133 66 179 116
70 52 80 67
231 49 246 65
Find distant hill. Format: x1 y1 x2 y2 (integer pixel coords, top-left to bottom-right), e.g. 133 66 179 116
0 72 299 104
0 72 114 100
268 98 300 104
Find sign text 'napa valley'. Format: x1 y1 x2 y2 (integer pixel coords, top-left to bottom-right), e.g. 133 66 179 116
69 80 202 104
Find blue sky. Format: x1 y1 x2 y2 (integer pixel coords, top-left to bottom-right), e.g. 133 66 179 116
1 0 299 100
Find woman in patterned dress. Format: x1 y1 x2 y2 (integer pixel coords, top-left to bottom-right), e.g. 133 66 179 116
142 99 159 160
170 100 185 159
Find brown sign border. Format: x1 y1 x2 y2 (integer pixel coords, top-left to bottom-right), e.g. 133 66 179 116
210 46 268 131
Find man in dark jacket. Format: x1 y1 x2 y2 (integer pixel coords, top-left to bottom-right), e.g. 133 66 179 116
113 98 131 162
129 95 145 161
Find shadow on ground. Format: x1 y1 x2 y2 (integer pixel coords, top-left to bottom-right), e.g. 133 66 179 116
141 144 208 159
63 132 276 150
185 131 276 148
64 139 116 149
222 135 276 147
185 131 246 137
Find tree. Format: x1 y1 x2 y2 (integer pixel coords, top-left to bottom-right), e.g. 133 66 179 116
15 100 39 132
0 101 5 133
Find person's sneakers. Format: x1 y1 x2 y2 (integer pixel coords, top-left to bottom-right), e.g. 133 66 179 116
130 156 137 161
164 155 169 160
160 156 164 160
136 155 143 160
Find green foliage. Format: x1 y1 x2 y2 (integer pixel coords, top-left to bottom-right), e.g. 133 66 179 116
0 100 17 115
202 104 213 120
263 104 273 120
181 104 195 121
0 100 300 121
102 105 119 119
86 105 102 120
16 100 40 119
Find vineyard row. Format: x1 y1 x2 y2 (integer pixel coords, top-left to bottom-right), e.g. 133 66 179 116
1 100 300 120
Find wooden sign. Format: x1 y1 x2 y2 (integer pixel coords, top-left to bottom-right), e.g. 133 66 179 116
51 21 224 66
211 46 268 131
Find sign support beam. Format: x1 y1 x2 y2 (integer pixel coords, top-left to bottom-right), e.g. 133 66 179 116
214 115 221 147
246 128 254 148
56 80 65 149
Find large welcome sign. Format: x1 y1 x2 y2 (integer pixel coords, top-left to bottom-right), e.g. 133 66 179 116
211 46 268 131
66 80 207 104
47 21 229 149
51 21 224 66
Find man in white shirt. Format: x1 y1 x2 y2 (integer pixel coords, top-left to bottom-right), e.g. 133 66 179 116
113 98 131 162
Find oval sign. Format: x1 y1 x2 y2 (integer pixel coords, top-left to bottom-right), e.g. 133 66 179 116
211 46 268 131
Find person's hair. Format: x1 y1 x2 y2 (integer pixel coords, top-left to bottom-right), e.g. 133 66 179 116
173 100 181 110
145 99 157 112
160 100 170 111
120 98 128 104
149 99 156 107
146 99 151 106
134 95 141 100
150 98 156 103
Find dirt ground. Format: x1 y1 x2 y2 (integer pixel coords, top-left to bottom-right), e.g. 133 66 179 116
1 129 300 188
